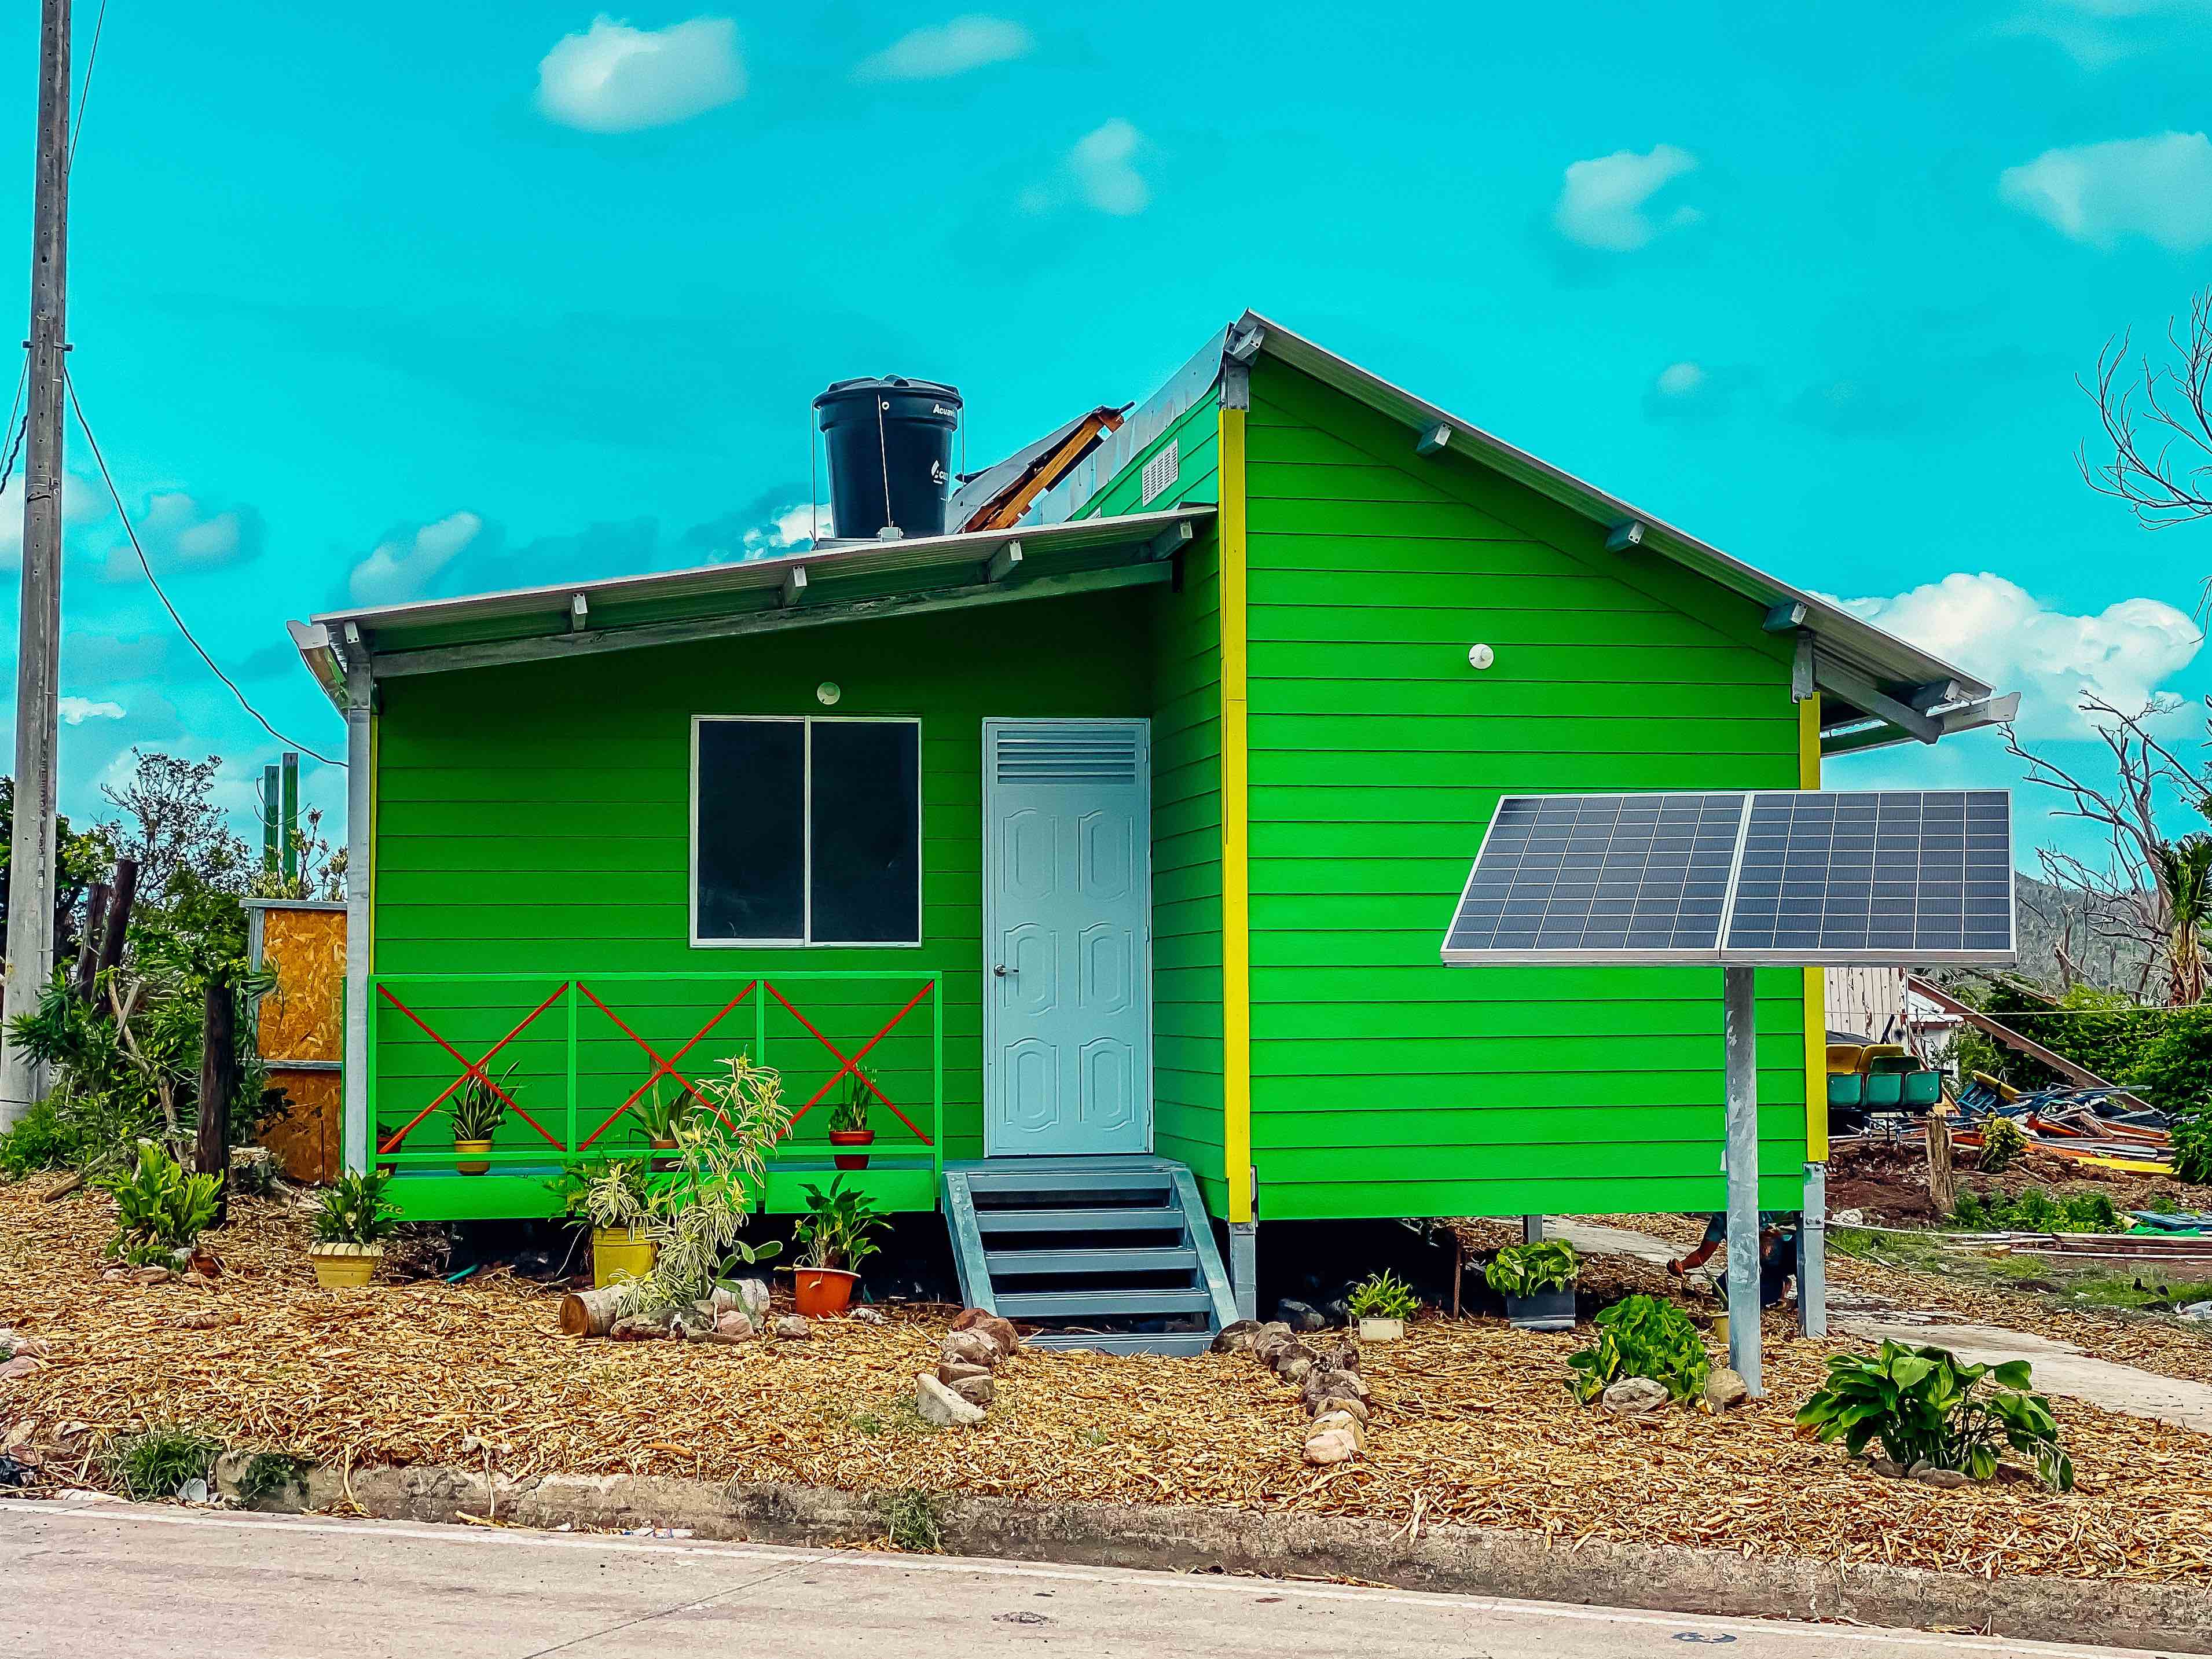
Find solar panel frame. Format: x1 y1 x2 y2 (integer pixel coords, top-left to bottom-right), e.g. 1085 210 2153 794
1439 788 2016 968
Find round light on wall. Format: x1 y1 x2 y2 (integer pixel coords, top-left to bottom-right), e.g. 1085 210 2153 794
1467 643 1495 671
816 681 842 706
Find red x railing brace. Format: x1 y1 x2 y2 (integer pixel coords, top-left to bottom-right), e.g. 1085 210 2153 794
376 982 569 1155
771 979 935 1146
574 981 758 1151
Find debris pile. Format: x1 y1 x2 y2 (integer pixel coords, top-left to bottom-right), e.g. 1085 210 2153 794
915 1307 1020 1426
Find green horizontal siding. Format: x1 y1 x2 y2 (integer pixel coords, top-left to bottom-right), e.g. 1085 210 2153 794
1243 355 1807 1223
372 588 1158 1166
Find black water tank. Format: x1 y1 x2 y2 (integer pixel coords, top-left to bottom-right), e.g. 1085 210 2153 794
813 376 963 541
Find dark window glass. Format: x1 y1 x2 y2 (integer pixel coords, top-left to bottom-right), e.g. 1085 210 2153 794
696 721 804 940
809 721 921 944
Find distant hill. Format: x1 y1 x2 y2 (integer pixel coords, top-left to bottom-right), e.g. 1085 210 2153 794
2008 873 2156 994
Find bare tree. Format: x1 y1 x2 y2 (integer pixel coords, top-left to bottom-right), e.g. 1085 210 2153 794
2081 287 2212 537
2004 696 2212 1004
98 751 252 902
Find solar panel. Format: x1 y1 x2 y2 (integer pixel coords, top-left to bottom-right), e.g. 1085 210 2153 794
1440 789 2014 968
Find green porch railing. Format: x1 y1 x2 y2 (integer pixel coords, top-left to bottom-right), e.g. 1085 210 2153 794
364 971 943 1211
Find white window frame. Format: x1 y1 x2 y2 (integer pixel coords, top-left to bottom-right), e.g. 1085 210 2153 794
689 714 924 949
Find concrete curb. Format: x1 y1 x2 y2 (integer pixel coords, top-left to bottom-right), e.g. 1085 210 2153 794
251 1463 2212 1654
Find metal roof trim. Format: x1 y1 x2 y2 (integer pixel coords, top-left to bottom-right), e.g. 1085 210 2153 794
1237 310 1994 704
311 506 1215 641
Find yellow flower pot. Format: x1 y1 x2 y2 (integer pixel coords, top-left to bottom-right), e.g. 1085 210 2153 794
593 1228 656 1288
455 1139 493 1176
310 1243 383 1289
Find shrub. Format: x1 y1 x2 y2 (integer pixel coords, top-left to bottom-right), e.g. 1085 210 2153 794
105 1425 222 1500
1484 1239 1579 1299
1797 1341 2072 1491
0 1096 87 1178
2174 1112 2212 1185
1566 1294 1708 1404
98 1141 220 1261
2059 1191 2120 1232
312 1170 401 1247
2008 1186 2059 1229
1347 1269 1418 1321
1978 1115 2027 1173
624 1053 789 1319
549 1155 652 1231
1950 1190 1991 1231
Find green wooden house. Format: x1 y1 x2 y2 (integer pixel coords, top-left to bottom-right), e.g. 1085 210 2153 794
288 313 2009 1349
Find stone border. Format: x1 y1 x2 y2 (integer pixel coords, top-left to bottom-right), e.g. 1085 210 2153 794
228 1462 2212 1654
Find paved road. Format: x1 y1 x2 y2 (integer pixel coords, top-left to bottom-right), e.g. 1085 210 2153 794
0 1498 2155 1658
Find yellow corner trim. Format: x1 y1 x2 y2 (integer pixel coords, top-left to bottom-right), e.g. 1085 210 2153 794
1799 693 1826 1162
1219 401 1253 1223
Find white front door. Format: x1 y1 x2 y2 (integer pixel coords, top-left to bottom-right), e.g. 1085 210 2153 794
982 719 1153 1157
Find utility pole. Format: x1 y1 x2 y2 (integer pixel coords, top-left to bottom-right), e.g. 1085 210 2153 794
0 0 73 1127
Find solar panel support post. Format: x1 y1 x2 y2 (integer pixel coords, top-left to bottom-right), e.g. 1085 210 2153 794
1521 1215 1545 1244
1722 964 1763 1396
1228 1221 1257 1322
1799 1161 1828 1339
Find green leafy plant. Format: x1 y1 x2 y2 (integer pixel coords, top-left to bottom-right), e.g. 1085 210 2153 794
630 1080 696 1145
447 1069 509 1143
0 1095 89 1177
550 1155 654 1232
796 1174 889 1272
1978 1115 2027 1173
2060 1191 2121 1232
234 1450 314 1504
828 1069 872 1136
1797 1340 2072 1491
2174 1110 2212 1185
2009 1185 2059 1230
311 1170 400 1247
1566 1294 1709 1405
1484 1239 1579 1299
105 1425 222 1500
1346 1269 1419 1321
98 1140 221 1261
623 1053 789 1319
879 1488 944 1552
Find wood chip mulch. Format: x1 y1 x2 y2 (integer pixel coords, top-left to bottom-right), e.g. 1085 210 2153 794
5 1183 2212 1584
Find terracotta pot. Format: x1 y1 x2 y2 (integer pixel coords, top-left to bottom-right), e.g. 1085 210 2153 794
310 1243 382 1290
592 1227 656 1289
793 1267 859 1317
828 1127 875 1170
650 1137 679 1173
454 1139 492 1176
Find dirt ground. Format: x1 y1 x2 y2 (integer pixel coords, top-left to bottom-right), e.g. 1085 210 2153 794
8 1184 2212 1585
1821 1136 2212 1228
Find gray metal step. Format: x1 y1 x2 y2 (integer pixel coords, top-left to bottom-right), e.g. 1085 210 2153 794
963 1169 1174 1198
985 1246 1198 1276
971 1205 1184 1234
991 1287 1215 1319
1026 1331 1215 1356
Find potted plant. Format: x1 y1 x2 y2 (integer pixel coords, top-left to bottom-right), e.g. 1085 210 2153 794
1346 1269 1418 1341
309 1169 399 1289
449 1070 508 1174
552 1157 658 1287
1485 1239 1579 1331
791 1174 888 1316
633 1081 696 1172
828 1069 875 1170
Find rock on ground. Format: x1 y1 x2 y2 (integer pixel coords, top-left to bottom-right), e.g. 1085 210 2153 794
772 1315 810 1341
1600 1377 1672 1419
1311 1410 1366 1450
850 1306 887 1326
1705 1367 1749 1411
915 1371 986 1427
951 1307 1021 1359
941 1329 1003 1370
1309 1394 1367 1425
949 1374 995 1407
1303 1427 1359 1465
1276 1299 1327 1332
1209 1320 1262 1355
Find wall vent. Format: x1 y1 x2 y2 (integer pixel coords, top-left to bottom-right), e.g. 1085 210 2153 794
994 725 1142 786
1140 441 1179 505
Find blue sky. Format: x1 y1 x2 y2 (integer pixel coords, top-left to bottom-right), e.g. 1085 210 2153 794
0 1 2206 863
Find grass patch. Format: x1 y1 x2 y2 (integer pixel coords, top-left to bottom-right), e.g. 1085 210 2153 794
2053 1273 2212 1313
105 1426 221 1501
234 1451 314 1504
879 1488 945 1553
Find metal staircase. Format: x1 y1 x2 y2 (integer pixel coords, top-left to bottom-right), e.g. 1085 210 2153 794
942 1157 1238 1355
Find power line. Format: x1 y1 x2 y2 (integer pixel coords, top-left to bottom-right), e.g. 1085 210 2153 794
65 370 342 766
64 0 105 172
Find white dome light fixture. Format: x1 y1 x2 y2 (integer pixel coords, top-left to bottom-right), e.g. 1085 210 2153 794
1467 643 1495 671
816 681 842 706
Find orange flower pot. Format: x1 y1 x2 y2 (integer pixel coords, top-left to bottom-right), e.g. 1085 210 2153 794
793 1267 859 1317
828 1128 875 1170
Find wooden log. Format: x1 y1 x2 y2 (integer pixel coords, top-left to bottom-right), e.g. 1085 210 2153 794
71 879 109 1001
559 1283 629 1338
196 977 236 1226
96 860 138 983
1926 1110 1957 1217
37 1170 83 1201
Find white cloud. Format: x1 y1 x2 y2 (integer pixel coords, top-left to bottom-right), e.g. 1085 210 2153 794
98 491 258 583
739 502 828 556
348 511 483 606
0 471 107 568
1655 362 1706 397
535 16 744 133
1998 131 2212 251
1069 119 1149 216
57 696 124 726
1999 0 2211 68
1832 572 2202 737
856 16 1032 82
1554 144 1700 251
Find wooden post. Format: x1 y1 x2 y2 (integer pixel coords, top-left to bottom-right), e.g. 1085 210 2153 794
1926 1110 1956 1218
95 858 137 985
196 977 235 1224
70 877 108 1001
